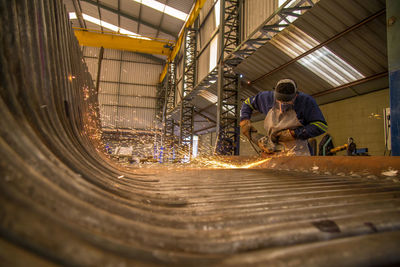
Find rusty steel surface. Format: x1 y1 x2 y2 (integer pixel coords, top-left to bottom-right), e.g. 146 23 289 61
2 0 400 266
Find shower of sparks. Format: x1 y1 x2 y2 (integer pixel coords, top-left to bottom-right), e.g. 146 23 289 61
200 158 271 169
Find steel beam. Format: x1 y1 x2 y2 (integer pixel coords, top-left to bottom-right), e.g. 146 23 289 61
95 46 104 93
163 62 177 162
159 0 207 83
216 0 241 155
387 0 400 156
73 29 173 56
71 0 86 29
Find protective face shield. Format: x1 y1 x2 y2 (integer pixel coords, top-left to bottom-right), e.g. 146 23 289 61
275 98 296 113
274 78 297 113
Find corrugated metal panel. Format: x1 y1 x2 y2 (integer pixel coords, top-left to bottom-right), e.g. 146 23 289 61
98 93 118 105
120 84 157 97
140 6 163 32
63 0 75 13
103 49 122 60
244 0 277 39
269 26 365 87
83 46 100 57
83 57 99 81
157 32 176 42
197 46 210 82
325 15 387 76
99 0 118 9
101 59 121 82
175 79 183 106
118 107 155 129
176 57 184 85
168 0 195 13
120 0 141 18
234 0 387 104
119 96 156 108
100 105 118 128
98 82 118 94
80 1 101 19
99 8 118 26
199 6 216 48
119 16 139 36
235 43 290 81
138 24 158 39
122 51 162 64
199 0 215 24
120 62 162 84
161 15 184 37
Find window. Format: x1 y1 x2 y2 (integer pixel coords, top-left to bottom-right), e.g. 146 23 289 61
209 36 218 72
214 0 220 27
192 135 199 157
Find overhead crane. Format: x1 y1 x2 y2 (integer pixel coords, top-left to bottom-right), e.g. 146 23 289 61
73 28 174 56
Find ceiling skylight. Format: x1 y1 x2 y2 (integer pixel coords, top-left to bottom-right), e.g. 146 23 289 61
270 26 365 87
198 90 218 103
133 0 189 21
69 12 149 40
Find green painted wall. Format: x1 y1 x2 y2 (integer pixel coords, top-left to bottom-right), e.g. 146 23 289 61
239 89 390 156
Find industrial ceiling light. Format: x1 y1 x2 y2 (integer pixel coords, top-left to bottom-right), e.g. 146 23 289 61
133 0 189 21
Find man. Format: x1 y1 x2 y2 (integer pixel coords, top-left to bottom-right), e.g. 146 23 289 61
240 78 327 155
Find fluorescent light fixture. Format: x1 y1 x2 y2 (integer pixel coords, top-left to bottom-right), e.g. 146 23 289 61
133 0 189 21
214 0 220 27
209 36 218 72
198 90 218 103
271 26 365 86
69 12 77 20
69 12 149 40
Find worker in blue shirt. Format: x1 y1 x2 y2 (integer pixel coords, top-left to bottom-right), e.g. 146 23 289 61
240 78 327 155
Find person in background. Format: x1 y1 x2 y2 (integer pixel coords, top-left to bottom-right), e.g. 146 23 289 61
240 78 328 155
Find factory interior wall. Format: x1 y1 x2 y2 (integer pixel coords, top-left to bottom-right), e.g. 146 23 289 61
197 131 216 157
316 89 390 156
239 89 390 156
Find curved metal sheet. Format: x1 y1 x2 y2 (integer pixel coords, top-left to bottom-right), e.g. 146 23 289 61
1 0 400 266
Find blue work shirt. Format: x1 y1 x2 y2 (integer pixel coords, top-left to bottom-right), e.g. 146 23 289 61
240 91 328 140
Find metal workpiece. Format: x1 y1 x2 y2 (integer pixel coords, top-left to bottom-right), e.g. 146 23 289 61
1 0 400 266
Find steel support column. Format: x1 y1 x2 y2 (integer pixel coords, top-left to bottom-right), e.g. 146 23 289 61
163 62 176 161
216 0 241 155
387 0 400 155
179 28 197 160
95 46 104 93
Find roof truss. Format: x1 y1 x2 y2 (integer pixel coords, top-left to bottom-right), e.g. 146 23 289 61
81 0 178 39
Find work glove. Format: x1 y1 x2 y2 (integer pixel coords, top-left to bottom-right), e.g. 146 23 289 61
273 129 296 142
258 136 276 153
240 119 257 139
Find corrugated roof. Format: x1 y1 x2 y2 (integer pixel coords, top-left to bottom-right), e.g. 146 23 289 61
234 0 387 106
64 0 196 40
